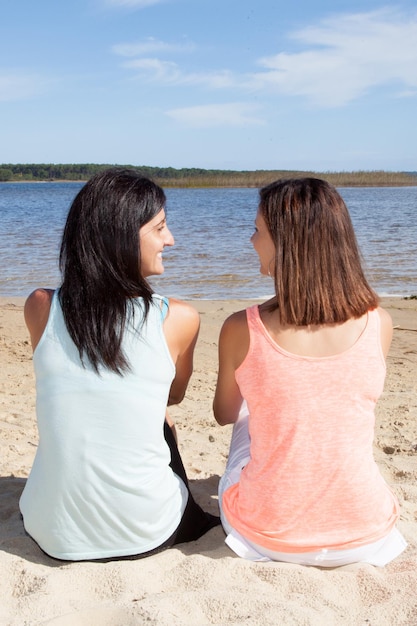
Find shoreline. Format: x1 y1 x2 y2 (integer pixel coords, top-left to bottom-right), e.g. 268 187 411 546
2 180 417 188
1 293 416 306
1 296 416 624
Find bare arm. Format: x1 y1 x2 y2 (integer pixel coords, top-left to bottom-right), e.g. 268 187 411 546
24 288 54 351
377 306 393 359
213 310 249 426
163 299 200 406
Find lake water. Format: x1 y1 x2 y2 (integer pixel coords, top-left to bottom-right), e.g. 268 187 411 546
1 183 416 299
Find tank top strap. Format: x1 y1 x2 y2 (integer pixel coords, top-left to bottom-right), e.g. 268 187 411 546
159 297 169 321
246 304 260 327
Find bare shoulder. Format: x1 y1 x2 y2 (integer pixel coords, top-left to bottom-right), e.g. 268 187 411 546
167 298 200 328
376 306 393 357
220 308 248 337
24 288 55 350
377 306 393 327
163 298 200 374
222 308 248 328
163 298 200 355
24 288 54 318
219 309 250 369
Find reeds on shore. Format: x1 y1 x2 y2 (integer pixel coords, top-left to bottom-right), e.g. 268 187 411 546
1 164 416 187
157 170 417 188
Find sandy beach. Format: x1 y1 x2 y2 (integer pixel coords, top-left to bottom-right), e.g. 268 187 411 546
0 296 416 626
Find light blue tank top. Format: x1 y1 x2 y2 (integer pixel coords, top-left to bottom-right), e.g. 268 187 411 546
20 290 188 560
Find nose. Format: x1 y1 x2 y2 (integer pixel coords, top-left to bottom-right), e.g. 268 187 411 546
165 228 175 247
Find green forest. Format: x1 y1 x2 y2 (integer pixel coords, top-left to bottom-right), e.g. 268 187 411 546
0 163 416 187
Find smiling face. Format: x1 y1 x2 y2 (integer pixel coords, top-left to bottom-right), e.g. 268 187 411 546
250 209 276 276
139 209 174 278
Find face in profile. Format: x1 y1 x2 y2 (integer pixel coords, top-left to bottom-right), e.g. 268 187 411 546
250 210 276 277
139 209 175 278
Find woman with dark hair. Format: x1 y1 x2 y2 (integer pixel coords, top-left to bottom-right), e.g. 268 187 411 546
214 177 407 567
20 168 219 561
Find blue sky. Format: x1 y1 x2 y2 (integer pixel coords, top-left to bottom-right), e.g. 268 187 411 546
1 0 416 171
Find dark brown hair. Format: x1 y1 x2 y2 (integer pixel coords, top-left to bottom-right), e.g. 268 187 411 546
259 177 379 325
59 168 166 373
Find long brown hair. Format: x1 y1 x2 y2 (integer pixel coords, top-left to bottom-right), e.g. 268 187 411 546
259 177 379 325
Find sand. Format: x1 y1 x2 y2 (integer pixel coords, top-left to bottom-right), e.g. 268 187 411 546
0 296 416 626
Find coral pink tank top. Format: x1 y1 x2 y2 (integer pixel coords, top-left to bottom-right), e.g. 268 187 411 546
222 306 399 553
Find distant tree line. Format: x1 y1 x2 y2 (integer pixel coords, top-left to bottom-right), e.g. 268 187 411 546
0 164 112 181
0 163 416 187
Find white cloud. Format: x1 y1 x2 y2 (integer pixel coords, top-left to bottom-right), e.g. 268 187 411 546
165 103 264 128
113 8 417 109
0 72 44 102
112 37 194 56
395 89 417 98
250 8 417 107
124 57 235 88
124 58 182 82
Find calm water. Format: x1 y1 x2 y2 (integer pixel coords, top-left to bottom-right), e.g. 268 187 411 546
1 183 416 299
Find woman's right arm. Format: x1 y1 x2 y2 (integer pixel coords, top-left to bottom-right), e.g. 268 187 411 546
24 288 54 351
163 298 200 406
213 310 249 426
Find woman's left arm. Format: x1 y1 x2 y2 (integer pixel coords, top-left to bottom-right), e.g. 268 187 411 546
163 299 200 406
377 306 393 359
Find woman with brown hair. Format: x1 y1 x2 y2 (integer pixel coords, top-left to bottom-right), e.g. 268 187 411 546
214 177 406 566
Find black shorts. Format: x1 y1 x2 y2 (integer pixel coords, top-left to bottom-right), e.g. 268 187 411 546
161 421 220 546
